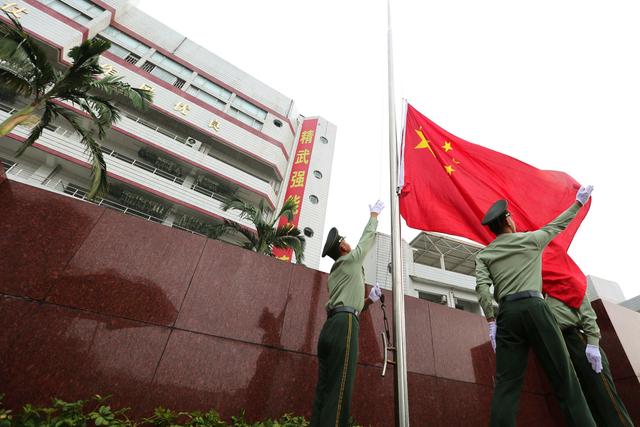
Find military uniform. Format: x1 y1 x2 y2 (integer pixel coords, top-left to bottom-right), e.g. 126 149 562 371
547 295 635 426
476 202 596 427
311 216 377 427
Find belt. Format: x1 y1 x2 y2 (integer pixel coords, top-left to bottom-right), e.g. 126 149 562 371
501 290 543 303
561 326 581 336
327 306 359 319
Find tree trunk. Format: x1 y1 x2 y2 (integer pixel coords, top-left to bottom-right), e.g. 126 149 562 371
0 104 37 137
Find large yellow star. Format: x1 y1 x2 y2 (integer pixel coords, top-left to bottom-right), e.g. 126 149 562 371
444 164 455 175
415 129 436 157
442 141 453 153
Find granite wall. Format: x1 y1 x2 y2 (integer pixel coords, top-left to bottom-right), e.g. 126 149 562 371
1 179 638 426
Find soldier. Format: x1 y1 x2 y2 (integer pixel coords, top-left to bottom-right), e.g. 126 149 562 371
546 293 635 426
475 185 596 427
311 200 385 427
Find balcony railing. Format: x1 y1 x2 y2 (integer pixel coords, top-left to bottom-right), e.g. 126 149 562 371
98 145 185 185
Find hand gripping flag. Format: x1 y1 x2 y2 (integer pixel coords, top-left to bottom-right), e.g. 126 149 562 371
399 103 590 308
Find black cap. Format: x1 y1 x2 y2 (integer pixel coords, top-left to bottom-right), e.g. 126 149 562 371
322 227 344 261
481 199 508 225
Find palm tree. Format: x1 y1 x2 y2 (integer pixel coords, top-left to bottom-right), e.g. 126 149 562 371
217 196 307 264
0 12 152 198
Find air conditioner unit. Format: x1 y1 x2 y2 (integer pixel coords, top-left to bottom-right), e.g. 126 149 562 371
186 137 201 150
440 295 448 305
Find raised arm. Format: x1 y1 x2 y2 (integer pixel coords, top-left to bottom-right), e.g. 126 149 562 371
345 200 383 264
531 185 593 249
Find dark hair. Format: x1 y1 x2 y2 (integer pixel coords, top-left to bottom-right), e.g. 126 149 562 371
488 215 508 235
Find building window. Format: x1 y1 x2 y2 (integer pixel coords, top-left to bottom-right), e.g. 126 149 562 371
186 85 226 110
192 75 231 101
418 291 447 305
303 227 314 238
124 53 141 65
232 96 267 121
38 0 91 25
309 195 319 204
230 107 263 131
102 26 150 56
313 170 323 179
320 136 329 144
149 52 193 80
63 0 104 15
273 119 283 128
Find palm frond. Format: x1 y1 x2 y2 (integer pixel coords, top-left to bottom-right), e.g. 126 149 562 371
272 225 306 263
90 75 153 110
273 196 298 225
67 37 110 72
49 104 108 198
15 101 53 157
215 219 259 250
0 66 33 96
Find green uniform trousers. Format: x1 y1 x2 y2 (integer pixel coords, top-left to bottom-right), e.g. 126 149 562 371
311 312 359 427
562 328 635 426
491 297 596 427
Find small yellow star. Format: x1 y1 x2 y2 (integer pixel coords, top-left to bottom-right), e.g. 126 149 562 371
415 128 436 158
444 164 455 175
442 141 453 152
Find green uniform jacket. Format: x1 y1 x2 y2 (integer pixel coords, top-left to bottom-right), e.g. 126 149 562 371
475 203 581 318
547 295 601 346
326 216 378 312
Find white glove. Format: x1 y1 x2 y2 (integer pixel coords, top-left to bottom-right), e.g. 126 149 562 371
576 185 594 206
585 344 603 373
369 200 385 214
368 283 382 303
488 321 497 353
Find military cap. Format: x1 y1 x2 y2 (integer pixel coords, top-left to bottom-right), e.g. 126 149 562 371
481 199 508 225
322 227 344 261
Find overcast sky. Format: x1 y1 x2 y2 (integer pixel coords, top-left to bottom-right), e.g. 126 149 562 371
137 0 640 299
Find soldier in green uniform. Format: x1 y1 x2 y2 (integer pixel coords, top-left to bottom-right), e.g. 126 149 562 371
546 293 635 426
475 185 596 427
311 200 384 427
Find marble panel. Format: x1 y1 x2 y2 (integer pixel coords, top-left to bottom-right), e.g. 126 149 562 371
280 264 328 354
408 373 443 425
614 376 640 424
0 181 104 299
404 298 436 376
430 303 495 386
437 378 493 426
0 161 5 184
175 239 293 346
592 299 637 380
149 329 318 422
0 303 169 417
0 295 39 361
47 209 206 326
350 363 397 426
594 299 640 378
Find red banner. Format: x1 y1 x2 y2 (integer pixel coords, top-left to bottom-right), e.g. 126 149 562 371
272 118 318 261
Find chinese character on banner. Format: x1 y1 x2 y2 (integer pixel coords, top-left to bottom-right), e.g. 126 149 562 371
1 2 28 18
290 195 301 214
295 149 310 165
299 130 315 144
290 171 305 188
174 102 191 116
208 119 221 131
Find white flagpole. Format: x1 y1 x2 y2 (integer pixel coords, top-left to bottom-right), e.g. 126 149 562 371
386 0 410 425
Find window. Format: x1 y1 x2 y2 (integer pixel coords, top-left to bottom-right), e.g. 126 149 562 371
303 227 314 238
186 85 226 110
232 96 267 120
102 27 150 56
65 0 104 15
193 75 231 101
38 0 91 24
273 119 283 128
124 53 141 65
230 107 263 131
309 195 319 204
150 52 193 80
313 170 323 179
320 136 329 144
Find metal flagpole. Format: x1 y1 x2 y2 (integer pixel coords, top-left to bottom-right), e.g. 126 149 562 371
386 0 409 425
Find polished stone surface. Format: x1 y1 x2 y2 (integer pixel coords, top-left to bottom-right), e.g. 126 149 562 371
0 181 104 299
0 162 5 184
47 209 206 326
3 182 639 424
175 239 293 346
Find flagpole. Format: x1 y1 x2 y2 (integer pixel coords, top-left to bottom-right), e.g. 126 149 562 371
386 0 410 425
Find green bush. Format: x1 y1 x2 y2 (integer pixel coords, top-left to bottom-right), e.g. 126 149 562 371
0 395 315 427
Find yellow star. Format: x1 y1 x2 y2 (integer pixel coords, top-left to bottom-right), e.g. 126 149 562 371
415 129 436 157
442 141 453 152
444 164 455 175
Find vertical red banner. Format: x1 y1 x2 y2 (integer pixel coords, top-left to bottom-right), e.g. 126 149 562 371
272 118 319 261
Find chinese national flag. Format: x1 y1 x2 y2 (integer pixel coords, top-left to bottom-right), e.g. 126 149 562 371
399 104 590 308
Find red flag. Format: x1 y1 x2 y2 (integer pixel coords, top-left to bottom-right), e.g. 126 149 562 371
399 104 590 308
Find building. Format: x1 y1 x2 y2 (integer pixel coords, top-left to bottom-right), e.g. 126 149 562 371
0 0 335 268
365 231 631 316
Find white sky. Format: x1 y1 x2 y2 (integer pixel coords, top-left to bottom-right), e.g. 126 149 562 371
137 0 640 299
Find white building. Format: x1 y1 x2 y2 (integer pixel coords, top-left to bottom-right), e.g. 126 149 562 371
365 231 631 315
0 0 335 268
